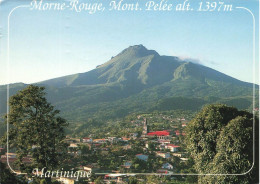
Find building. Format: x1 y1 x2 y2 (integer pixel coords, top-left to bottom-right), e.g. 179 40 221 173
172 153 182 157
147 130 171 140
93 139 107 144
1 153 17 160
175 130 186 136
158 140 171 144
156 152 171 159
66 138 81 144
162 163 173 170
145 143 149 149
0 148 4 153
165 144 180 152
2 153 17 158
141 118 173 140
156 169 168 174
82 137 92 143
142 118 149 137
0 153 32 164
122 144 132 150
136 154 148 161
83 163 99 173
130 133 138 139
159 144 166 150
58 177 76 184
180 158 188 161
69 143 78 148
122 161 132 169
104 174 128 183
122 137 131 141
107 137 119 143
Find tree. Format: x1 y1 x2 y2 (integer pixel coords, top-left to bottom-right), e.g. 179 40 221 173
94 176 104 184
185 104 258 183
2 85 68 173
145 175 167 184
0 161 25 184
80 144 90 155
40 179 48 184
128 176 138 184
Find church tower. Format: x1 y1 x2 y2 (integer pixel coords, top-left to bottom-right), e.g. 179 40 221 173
142 118 149 135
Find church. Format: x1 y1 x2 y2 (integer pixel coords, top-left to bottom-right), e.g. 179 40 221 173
142 118 172 140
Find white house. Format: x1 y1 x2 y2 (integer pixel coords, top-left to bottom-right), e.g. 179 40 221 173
1 153 16 159
145 143 149 149
162 163 173 170
172 153 182 157
93 139 107 144
69 143 78 148
107 137 119 143
83 163 99 172
165 144 180 152
156 152 171 159
58 177 75 184
82 137 92 143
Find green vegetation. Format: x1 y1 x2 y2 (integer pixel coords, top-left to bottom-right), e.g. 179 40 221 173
0 161 25 184
70 110 192 138
1 85 68 173
0 45 258 125
0 85 257 183
185 104 258 183
0 45 258 183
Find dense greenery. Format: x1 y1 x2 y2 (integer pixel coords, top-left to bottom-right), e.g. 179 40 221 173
0 45 257 124
69 110 193 138
0 45 258 183
0 161 25 184
0 85 257 183
1 85 68 173
185 104 258 183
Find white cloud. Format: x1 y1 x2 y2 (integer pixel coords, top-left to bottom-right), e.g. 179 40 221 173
179 56 218 66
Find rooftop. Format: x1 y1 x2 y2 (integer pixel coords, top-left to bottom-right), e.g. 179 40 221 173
147 130 170 136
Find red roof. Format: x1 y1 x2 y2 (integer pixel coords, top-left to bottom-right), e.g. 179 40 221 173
166 144 180 148
147 131 170 136
122 137 131 140
157 169 168 174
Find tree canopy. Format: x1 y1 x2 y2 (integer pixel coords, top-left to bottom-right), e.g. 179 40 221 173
2 85 68 173
185 104 258 183
0 161 25 184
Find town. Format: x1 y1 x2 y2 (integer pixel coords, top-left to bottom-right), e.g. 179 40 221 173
0 113 192 184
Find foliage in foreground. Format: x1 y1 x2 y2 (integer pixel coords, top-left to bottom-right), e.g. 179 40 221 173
1 85 68 174
0 161 26 184
186 104 258 184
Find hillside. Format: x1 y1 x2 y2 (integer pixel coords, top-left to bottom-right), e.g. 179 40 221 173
0 45 257 122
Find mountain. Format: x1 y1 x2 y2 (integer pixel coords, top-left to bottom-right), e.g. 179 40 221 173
0 45 258 122
39 45 251 88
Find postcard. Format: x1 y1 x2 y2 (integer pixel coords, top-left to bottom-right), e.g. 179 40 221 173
0 0 259 183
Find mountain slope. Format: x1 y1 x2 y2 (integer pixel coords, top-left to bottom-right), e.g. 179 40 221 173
0 45 257 121
39 45 182 88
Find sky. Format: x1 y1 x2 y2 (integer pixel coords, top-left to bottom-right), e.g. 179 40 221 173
0 0 259 85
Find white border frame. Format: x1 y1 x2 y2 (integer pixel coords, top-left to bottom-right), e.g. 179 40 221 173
5 2 258 177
